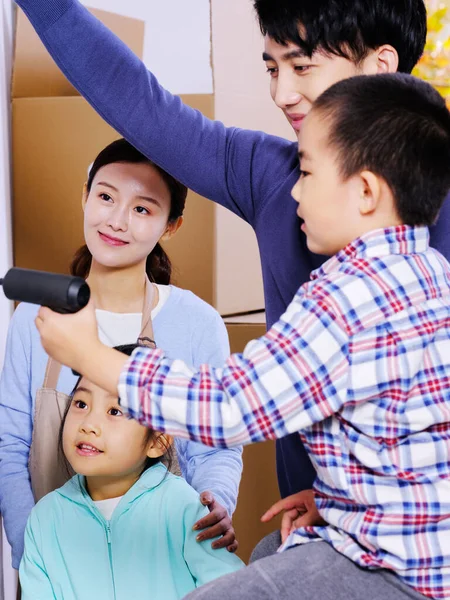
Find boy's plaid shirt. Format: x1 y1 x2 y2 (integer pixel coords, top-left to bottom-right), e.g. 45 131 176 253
119 226 450 599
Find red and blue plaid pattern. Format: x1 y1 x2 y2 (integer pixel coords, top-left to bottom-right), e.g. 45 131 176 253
119 226 450 599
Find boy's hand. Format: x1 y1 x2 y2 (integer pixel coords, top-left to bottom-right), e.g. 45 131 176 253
35 301 100 374
261 489 327 543
194 492 238 553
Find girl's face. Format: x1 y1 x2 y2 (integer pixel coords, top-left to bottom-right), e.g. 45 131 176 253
83 162 179 271
63 377 166 489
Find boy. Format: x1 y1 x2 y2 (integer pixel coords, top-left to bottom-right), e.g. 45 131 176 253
38 73 450 599
13 0 447 503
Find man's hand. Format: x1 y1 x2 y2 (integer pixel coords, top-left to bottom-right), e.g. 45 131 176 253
261 489 326 543
194 492 238 553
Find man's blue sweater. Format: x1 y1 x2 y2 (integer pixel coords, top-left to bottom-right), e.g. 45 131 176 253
15 0 450 497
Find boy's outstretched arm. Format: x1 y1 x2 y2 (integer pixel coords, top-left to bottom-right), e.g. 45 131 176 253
36 292 349 448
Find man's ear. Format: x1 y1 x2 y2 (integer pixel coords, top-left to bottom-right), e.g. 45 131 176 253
374 45 399 74
363 45 399 75
146 433 174 458
358 171 382 216
81 182 88 212
160 217 183 242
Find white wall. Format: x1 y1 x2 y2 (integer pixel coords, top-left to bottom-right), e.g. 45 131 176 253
80 0 213 94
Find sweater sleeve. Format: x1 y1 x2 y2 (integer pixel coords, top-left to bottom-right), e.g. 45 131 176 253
430 193 450 259
180 488 244 587
14 0 297 227
0 305 36 569
19 511 56 600
176 310 243 515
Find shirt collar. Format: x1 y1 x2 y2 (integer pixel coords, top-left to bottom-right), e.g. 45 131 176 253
311 225 430 281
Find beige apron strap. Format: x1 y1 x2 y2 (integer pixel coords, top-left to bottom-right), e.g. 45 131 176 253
138 278 180 475
138 277 156 348
42 357 63 389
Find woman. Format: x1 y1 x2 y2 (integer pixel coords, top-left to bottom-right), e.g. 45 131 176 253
0 139 242 573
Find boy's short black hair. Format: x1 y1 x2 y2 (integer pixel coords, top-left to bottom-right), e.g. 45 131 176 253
253 0 426 74
312 73 450 227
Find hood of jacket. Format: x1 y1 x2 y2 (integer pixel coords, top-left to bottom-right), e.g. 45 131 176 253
56 462 169 517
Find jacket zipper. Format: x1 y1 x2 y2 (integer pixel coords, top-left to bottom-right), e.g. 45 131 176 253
106 521 117 600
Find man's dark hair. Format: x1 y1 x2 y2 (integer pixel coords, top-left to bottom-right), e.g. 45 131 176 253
312 73 450 226
253 0 427 73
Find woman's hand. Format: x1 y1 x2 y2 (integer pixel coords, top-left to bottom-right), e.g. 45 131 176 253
261 489 327 543
35 301 100 374
194 492 238 553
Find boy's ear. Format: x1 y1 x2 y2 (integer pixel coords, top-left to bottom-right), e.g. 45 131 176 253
160 216 183 242
81 182 88 211
358 171 381 216
146 433 174 458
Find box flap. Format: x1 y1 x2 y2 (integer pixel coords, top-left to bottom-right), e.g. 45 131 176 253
224 312 266 324
12 7 144 98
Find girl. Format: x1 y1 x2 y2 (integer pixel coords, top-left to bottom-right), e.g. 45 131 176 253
19 344 244 600
0 139 242 573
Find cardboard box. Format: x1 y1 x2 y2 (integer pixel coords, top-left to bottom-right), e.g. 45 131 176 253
12 7 145 99
225 316 282 563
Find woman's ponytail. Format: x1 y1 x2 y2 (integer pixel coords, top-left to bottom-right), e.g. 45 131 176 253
145 243 172 285
70 244 92 279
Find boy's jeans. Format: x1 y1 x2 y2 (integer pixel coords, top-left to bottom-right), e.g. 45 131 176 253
186 540 427 600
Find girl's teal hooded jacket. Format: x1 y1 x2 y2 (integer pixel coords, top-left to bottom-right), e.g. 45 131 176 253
19 464 244 599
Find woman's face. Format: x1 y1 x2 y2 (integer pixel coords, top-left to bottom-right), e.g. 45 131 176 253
83 162 175 271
